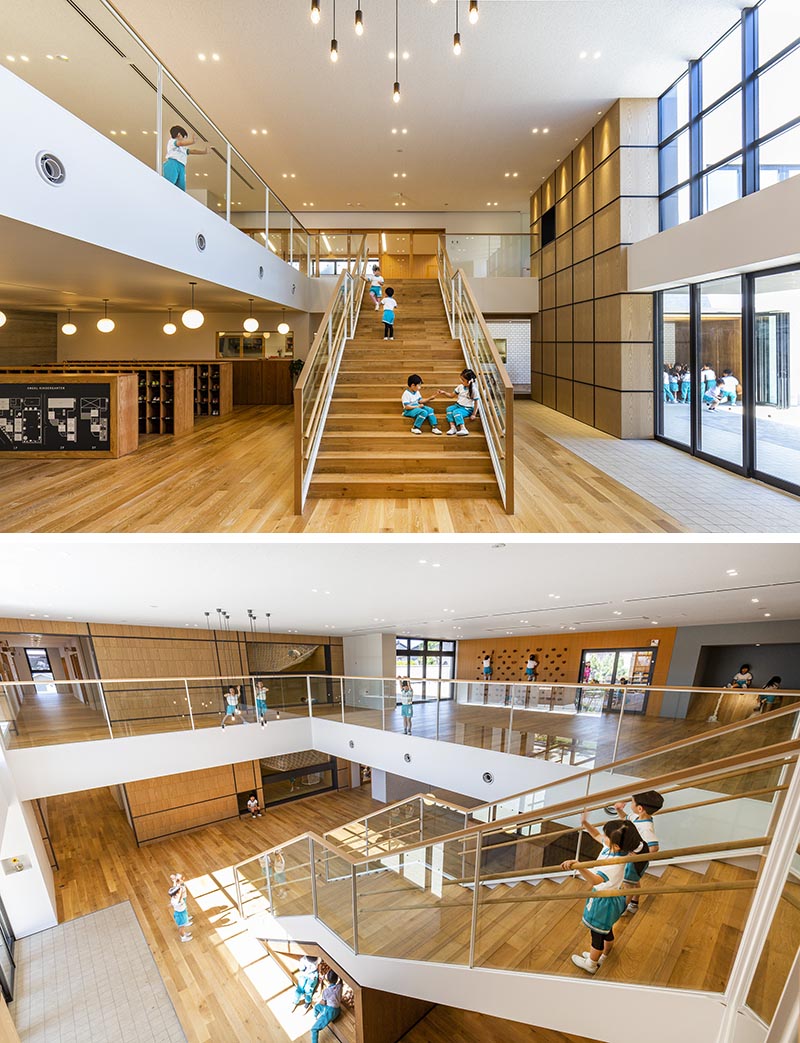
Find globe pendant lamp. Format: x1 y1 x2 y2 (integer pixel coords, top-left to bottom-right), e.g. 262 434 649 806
277 309 290 336
182 281 204 329
243 298 259 333
0 310 7 329
97 299 115 334
61 308 77 336
163 307 177 335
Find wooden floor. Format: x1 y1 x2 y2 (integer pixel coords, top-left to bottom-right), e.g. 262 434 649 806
0 401 684 532
43 785 602 1043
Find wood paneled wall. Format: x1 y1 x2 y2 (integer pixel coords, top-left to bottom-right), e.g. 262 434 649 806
530 100 659 438
0 310 57 364
457 626 677 716
124 760 262 844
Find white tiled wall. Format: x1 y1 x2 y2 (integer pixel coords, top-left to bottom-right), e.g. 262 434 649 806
486 320 531 387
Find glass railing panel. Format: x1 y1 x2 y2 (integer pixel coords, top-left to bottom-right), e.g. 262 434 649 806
312 841 354 948
229 149 266 220
103 678 193 738
4 0 160 174
269 193 293 259
161 74 229 219
421 796 469 842
238 837 315 919
445 235 531 277
293 224 310 275
0 680 110 748
355 835 477 963
342 678 386 729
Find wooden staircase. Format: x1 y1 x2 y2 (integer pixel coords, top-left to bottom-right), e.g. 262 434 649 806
308 278 500 500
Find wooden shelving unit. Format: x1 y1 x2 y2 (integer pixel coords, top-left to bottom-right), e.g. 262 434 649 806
194 362 233 417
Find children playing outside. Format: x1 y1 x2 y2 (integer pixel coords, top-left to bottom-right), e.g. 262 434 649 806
401 375 443 435
400 678 414 734
367 265 384 311
310 971 343 1043
382 287 397 339
439 368 479 435
246 792 262 819
162 125 208 191
704 378 724 410
563 817 643 974
291 954 320 1012
168 875 192 943
719 369 739 405
614 789 663 914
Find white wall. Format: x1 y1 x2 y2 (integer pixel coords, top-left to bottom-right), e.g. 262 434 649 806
470 277 538 315
343 633 396 680
0 66 310 313
628 173 800 291
56 309 313 361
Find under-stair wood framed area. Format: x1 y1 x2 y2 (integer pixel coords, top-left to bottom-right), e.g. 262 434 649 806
235 738 800 1042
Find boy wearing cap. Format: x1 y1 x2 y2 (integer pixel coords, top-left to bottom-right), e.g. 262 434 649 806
614 790 664 914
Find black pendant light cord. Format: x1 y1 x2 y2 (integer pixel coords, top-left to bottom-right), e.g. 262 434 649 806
395 0 399 86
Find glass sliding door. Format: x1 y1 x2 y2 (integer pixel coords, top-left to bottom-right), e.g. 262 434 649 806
753 268 800 489
659 286 692 446
698 276 744 467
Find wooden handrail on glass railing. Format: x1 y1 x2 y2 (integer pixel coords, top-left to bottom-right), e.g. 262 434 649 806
293 234 369 513
437 237 515 513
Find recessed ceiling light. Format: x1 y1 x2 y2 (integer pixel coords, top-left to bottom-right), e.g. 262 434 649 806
543 128 549 134
579 50 587 59
651 621 659 625
57 54 69 61
392 128 398 134
751 598 760 603
402 51 410 60
402 128 408 134
613 611 622 616
198 53 206 61
764 612 771 617
394 172 399 178
211 53 220 61
532 128 539 134
593 51 601 59
110 130 117 135
46 54 54 60
597 110 602 115
418 559 427 564
512 172 518 177
20 55 29 62
290 173 296 178
251 129 258 134
432 563 441 568
726 569 739 576
388 50 395 59
504 172 510 178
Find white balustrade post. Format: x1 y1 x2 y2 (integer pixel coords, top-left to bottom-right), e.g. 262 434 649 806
610 687 627 768
184 679 195 730
225 142 231 223
155 64 163 173
306 676 313 718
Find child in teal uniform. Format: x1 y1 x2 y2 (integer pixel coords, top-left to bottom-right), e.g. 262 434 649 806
401 375 442 435
400 678 414 734
382 287 397 340
291 954 320 1011
310 971 343 1042
367 265 384 310
254 680 269 723
614 789 663 914
162 125 208 191
563 817 642 974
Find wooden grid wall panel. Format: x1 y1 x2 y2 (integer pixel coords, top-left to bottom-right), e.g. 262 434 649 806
530 99 659 438
457 626 677 716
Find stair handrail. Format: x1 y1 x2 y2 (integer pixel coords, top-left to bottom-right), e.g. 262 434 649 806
319 697 800 852
437 236 515 513
236 740 797 878
293 234 369 513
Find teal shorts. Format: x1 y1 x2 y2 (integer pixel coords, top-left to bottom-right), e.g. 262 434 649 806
370 287 382 298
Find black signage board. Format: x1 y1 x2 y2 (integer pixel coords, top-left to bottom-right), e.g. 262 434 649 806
0 383 111 451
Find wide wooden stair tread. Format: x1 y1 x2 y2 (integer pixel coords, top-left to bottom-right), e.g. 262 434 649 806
308 277 499 501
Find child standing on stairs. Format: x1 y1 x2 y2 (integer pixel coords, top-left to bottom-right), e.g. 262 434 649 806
401 375 443 435
367 264 384 311
382 287 398 339
614 789 663 914
563 817 643 975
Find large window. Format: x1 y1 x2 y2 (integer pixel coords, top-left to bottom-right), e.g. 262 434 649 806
395 637 456 701
24 648 56 696
658 0 800 230
656 264 800 496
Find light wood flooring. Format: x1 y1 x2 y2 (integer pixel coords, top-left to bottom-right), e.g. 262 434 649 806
42 785 602 1043
0 401 684 532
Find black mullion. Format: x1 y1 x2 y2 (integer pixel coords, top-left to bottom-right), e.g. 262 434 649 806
654 292 664 436
690 282 702 454
742 272 756 477
753 36 800 78
696 80 744 122
754 113 800 149
743 5 758 195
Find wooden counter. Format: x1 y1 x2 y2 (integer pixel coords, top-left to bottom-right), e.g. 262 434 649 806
0 373 138 458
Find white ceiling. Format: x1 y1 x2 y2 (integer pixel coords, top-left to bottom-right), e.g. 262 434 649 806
1 541 798 639
2 0 750 214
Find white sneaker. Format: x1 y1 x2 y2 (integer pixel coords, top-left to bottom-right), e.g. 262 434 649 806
571 954 597 974
181 935 193 942
456 427 469 436
431 428 443 435
411 427 421 434
582 951 606 965
446 428 457 436
384 336 389 340
626 902 639 915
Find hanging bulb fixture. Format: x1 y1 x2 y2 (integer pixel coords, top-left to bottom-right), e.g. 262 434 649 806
469 0 478 24
163 307 177 335
392 0 400 102
61 308 77 336
182 282 204 329
96 299 115 334
453 0 461 54
277 309 290 336
311 0 321 24
243 298 259 333
354 2 363 35
330 0 338 60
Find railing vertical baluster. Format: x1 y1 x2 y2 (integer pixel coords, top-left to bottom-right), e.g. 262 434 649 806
155 64 163 173
264 186 270 242
351 865 359 954
468 831 483 968
611 687 628 770
309 837 318 918
225 142 231 223
97 682 114 739
306 676 313 718
184 679 194 731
